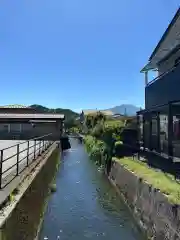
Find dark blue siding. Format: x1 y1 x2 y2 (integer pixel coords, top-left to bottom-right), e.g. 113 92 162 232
145 64 180 109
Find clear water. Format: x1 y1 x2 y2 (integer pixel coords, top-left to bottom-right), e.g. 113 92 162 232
39 138 144 240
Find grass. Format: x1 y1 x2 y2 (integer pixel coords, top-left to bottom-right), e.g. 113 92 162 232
114 157 180 204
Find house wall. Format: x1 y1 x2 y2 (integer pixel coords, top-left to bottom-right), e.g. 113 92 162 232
0 124 10 132
158 48 180 75
0 121 63 140
145 63 180 109
151 14 180 68
0 108 37 114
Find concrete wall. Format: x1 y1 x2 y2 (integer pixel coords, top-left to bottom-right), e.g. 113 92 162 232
0 143 61 240
109 161 180 240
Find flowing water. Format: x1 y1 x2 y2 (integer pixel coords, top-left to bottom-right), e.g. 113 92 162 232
39 138 144 240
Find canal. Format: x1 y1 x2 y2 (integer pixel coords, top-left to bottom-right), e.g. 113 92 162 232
39 138 144 240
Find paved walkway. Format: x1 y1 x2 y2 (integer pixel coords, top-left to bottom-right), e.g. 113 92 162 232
0 140 45 185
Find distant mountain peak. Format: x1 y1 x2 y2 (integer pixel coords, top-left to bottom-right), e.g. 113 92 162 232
106 104 140 116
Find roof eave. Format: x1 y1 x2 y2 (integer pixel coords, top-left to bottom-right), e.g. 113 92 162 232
140 62 157 73
149 7 180 61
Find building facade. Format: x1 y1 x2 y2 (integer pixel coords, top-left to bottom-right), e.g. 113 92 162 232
137 8 180 160
0 105 64 140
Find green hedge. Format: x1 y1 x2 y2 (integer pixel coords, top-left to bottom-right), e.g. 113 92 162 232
84 135 111 167
84 113 139 166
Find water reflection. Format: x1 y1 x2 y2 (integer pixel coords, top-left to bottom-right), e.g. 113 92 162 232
40 138 144 240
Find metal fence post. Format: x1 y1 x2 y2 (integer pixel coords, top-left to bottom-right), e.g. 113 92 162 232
27 141 29 166
39 141 41 156
43 140 45 152
17 144 19 176
0 150 3 189
34 140 36 160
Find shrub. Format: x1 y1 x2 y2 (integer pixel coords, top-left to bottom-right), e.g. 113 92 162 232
91 122 104 138
84 135 95 151
120 128 138 146
114 141 124 157
115 140 123 146
84 136 110 166
85 112 106 130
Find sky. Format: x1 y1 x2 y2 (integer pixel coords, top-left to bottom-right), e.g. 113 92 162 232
0 0 179 112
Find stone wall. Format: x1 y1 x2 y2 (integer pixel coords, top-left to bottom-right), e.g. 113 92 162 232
0 143 61 240
109 161 180 240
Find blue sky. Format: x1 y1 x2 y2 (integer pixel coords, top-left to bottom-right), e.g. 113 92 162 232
0 0 179 112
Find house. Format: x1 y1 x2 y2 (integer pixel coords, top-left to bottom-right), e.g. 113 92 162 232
137 8 180 160
81 109 114 116
111 113 124 119
0 105 64 140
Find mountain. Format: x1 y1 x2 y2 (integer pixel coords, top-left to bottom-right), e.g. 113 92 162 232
106 104 140 116
30 104 79 121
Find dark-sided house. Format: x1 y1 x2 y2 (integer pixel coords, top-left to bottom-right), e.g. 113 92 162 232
0 105 64 140
137 8 180 160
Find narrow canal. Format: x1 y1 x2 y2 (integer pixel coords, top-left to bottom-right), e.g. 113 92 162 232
40 138 144 240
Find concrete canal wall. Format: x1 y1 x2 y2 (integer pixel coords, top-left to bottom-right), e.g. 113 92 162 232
0 142 61 240
109 161 180 240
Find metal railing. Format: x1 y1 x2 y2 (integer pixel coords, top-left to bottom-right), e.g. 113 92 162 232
146 60 180 87
0 133 55 189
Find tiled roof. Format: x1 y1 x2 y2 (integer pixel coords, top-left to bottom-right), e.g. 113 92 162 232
0 104 30 109
0 113 64 119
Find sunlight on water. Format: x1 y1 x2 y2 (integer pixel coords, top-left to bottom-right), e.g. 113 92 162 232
40 139 143 240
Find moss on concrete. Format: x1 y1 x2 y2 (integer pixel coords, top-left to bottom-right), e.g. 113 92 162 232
0 146 61 240
114 157 180 204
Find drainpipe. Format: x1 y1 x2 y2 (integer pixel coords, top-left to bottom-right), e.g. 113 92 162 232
8 124 10 133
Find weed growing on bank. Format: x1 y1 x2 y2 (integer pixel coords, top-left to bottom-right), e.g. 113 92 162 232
115 157 180 204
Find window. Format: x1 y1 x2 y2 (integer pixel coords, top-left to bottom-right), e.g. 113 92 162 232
170 102 180 158
10 124 21 133
159 113 168 154
143 114 150 149
151 113 159 151
3 124 9 133
138 114 143 142
152 116 157 135
173 116 180 141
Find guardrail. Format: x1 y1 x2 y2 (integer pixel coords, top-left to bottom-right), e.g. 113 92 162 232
146 60 180 87
0 133 55 189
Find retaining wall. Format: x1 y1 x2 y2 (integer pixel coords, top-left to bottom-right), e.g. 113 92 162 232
109 161 180 240
0 143 61 240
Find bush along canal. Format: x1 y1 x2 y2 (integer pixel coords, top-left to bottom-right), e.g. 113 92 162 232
39 138 143 240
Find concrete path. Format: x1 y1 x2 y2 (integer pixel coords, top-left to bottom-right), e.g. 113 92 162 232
0 140 48 187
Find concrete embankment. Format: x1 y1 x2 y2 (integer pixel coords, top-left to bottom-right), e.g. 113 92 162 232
109 160 180 240
0 142 61 240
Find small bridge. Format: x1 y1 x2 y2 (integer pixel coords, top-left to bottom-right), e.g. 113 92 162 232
68 134 83 139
